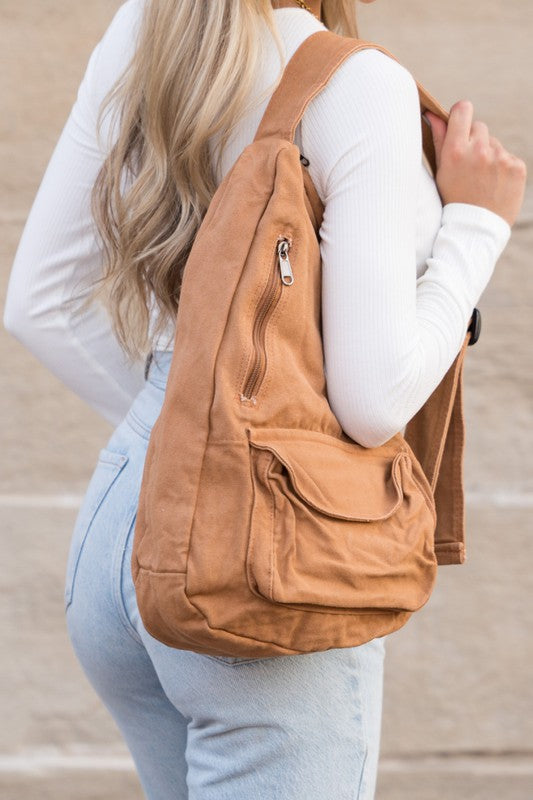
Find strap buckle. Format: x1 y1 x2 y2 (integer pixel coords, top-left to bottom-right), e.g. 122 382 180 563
467 308 481 346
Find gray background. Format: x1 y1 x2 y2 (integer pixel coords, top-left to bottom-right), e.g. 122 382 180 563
1 1 532 797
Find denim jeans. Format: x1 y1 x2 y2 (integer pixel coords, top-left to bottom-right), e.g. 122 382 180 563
64 350 386 800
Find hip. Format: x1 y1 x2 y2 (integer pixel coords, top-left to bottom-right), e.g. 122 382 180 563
63 350 173 610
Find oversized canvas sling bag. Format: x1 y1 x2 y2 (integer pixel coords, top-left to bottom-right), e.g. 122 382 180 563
131 29 480 659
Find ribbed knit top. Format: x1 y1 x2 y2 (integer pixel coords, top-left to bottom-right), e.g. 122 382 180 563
4 1 511 446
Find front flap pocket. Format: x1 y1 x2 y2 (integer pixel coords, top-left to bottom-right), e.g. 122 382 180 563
246 427 404 521
245 427 437 613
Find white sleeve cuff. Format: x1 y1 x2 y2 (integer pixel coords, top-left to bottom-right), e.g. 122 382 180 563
442 202 512 260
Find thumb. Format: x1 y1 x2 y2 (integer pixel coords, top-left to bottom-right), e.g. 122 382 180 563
424 110 447 170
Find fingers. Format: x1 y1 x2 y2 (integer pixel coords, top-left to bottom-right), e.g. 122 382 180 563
424 110 448 167
506 153 528 178
428 100 525 190
488 135 526 178
429 97 527 225
446 99 474 147
470 120 490 147
446 101 499 162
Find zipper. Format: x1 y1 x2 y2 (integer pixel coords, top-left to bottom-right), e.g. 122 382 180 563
240 237 294 403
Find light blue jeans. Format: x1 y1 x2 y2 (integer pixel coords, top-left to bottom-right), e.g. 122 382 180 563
64 350 386 800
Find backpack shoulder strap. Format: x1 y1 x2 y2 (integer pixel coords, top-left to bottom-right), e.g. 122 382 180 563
255 28 471 566
253 29 449 175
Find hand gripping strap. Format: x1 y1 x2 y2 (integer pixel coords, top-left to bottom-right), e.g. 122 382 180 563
255 29 471 565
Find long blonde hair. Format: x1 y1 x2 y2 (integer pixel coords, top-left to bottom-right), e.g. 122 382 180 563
91 1 359 358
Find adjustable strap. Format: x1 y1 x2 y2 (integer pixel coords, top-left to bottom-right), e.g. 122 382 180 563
404 334 471 565
255 28 472 565
253 29 450 174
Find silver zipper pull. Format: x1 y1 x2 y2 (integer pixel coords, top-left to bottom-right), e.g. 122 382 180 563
277 239 294 285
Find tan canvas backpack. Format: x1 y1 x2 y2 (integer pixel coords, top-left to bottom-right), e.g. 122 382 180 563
131 29 480 659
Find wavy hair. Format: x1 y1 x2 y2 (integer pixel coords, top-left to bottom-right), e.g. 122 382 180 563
91 1 359 358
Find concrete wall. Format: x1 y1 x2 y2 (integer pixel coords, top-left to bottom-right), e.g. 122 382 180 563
1 1 532 797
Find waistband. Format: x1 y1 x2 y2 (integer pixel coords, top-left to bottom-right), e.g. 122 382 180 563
144 349 173 388
123 350 173 440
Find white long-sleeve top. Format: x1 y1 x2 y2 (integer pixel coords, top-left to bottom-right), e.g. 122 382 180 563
4 1 511 447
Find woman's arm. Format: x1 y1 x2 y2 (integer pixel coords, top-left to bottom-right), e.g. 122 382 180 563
3 0 145 427
303 48 511 447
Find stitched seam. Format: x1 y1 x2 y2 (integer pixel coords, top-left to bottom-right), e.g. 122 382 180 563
126 409 152 441
410 464 437 527
249 430 402 457
65 457 129 608
137 563 398 647
237 247 274 398
355 745 369 800
112 513 144 646
288 40 400 141
203 655 275 667
265 456 276 601
182 145 289 607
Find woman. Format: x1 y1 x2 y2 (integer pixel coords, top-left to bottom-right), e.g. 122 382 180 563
4 0 526 798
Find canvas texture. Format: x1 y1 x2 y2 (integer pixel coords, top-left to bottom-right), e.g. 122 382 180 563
131 29 475 659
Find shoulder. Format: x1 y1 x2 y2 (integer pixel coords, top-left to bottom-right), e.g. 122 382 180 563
101 0 145 39
309 45 420 124
300 45 422 198
80 0 146 94
87 0 146 80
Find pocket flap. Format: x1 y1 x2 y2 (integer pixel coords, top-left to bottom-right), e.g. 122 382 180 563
246 427 407 521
